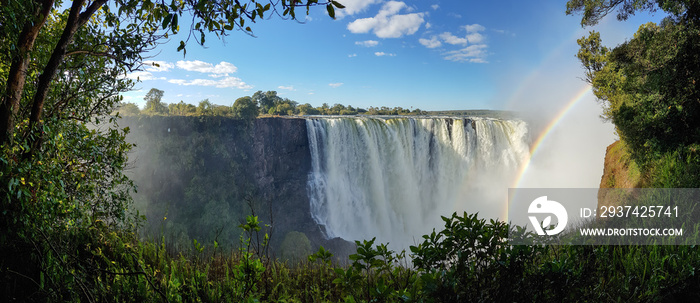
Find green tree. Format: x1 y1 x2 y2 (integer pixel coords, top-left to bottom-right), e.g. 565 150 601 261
366 106 379 115
565 0 695 27
297 103 320 115
169 100 197 115
212 104 233 116
252 90 282 114
232 96 259 120
319 103 330 115
569 0 700 178
330 103 345 115
115 102 141 116
143 88 168 115
197 99 214 115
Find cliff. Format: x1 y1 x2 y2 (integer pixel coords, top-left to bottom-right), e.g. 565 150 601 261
598 140 645 209
120 116 353 259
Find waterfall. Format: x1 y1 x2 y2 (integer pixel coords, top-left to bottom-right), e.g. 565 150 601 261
306 116 530 248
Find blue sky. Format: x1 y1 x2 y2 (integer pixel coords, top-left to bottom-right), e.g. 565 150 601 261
122 0 665 111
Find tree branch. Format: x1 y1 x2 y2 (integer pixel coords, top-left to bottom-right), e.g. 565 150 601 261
0 0 54 145
26 0 109 158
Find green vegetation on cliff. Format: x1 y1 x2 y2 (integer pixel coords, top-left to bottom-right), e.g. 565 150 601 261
600 140 645 189
573 0 700 187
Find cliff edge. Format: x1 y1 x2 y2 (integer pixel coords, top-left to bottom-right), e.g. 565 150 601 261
598 140 645 209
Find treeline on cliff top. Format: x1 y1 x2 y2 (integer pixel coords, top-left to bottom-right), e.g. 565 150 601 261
117 88 428 118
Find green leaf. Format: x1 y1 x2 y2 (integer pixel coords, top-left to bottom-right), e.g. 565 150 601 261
171 14 178 32
331 0 345 9
326 4 335 19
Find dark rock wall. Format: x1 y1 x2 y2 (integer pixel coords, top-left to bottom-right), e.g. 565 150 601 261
250 118 319 246
121 116 352 259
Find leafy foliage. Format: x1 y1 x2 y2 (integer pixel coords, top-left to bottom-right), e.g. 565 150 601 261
566 0 661 26
74 212 700 302
143 88 168 115
0 0 337 301
572 0 700 186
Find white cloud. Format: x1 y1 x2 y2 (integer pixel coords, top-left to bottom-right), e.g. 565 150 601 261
124 71 166 81
278 85 295 91
329 83 344 88
493 28 516 37
466 32 485 44
443 44 488 63
419 36 442 48
439 32 467 45
168 76 252 89
431 4 439 10
126 70 155 80
143 60 174 72
208 73 229 78
347 1 424 38
355 40 379 47
336 0 382 17
464 24 485 33
176 60 238 75
168 79 186 85
374 52 396 56
425 22 432 29
420 23 490 62
348 53 358 57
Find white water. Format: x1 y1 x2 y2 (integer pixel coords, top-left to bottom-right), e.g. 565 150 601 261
306 117 530 248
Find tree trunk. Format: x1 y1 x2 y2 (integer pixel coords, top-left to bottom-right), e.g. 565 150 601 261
24 0 107 156
0 0 54 145
29 0 107 127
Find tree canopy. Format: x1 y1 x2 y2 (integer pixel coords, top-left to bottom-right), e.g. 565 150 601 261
565 0 696 26
232 96 259 120
569 0 700 185
143 88 168 115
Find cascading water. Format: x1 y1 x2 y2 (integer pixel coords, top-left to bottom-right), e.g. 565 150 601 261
306 116 530 248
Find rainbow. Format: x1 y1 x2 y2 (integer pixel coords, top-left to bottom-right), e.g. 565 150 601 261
503 85 593 221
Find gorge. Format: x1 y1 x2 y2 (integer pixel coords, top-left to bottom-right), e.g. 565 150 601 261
123 115 530 257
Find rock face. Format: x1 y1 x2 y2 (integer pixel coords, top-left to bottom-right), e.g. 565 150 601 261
250 118 331 251
598 140 644 211
121 116 352 259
